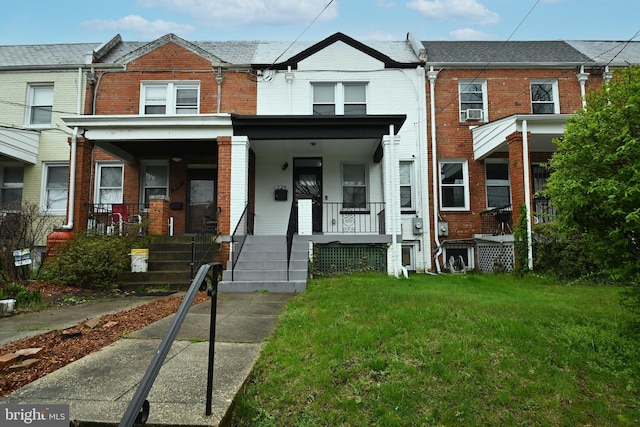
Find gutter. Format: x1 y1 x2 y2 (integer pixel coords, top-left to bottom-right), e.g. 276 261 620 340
60 66 83 230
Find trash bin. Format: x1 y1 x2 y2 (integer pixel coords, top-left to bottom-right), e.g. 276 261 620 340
130 249 149 272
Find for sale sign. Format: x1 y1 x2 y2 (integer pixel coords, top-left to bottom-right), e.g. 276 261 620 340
12 249 31 266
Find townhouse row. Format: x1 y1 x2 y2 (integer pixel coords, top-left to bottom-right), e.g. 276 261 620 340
0 32 637 277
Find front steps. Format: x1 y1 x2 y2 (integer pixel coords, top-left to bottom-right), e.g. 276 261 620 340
117 236 195 291
219 235 308 293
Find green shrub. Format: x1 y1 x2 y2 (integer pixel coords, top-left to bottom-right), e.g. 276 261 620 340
0 282 44 310
39 234 145 290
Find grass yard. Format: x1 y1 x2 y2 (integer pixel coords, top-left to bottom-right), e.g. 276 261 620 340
232 273 640 426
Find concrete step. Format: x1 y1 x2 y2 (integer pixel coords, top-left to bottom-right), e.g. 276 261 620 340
117 270 192 290
218 280 306 293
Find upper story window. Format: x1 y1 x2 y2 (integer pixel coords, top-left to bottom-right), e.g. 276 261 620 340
141 82 199 115
399 161 415 211
459 80 487 122
26 84 54 127
41 163 69 214
0 165 24 209
439 160 469 210
313 83 367 115
485 160 511 209
531 80 559 114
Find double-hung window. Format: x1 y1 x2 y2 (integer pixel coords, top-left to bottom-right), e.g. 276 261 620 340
26 84 54 127
141 82 199 115
142 162 169 208
0 165 24 209
485 161 511 208
439 160 469 210
95 163 124 205
459 80 487 122
41 163 69 214
531 80 559 114
342 163 367 210
313 83 367 115
399 161 414 211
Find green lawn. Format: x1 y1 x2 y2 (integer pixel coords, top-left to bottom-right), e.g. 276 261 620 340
231 273 640 426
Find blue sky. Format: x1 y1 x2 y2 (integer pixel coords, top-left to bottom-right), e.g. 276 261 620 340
2 0 639 45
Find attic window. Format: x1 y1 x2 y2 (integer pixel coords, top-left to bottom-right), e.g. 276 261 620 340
141 82 199 115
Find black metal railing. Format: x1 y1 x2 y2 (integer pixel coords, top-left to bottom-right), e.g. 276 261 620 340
285 200 298 282
118 262 223 427
322 202 386 234
191 209 221 279
87 203 148 236
480 204 514 235
230 202 254 281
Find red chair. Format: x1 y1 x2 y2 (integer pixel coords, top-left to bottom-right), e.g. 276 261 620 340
112 204 142 235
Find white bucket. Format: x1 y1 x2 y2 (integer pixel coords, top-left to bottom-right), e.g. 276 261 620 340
0 299 16 316
130 249 149 273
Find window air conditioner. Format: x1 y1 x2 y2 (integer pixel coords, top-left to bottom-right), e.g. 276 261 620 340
465 109 483 121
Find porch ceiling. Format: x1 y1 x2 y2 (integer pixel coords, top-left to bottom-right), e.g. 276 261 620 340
471 114 571 160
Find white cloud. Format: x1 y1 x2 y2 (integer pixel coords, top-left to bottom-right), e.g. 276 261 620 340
449 27 496 40
406 0 500 25
136 0 338 28
80 15 195 40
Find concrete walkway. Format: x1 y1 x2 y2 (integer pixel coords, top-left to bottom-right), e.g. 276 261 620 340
0 292 294 426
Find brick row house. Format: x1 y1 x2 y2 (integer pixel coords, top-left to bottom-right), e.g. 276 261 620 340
1 34 638 285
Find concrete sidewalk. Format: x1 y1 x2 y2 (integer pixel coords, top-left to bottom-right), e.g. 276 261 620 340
0 292 294 426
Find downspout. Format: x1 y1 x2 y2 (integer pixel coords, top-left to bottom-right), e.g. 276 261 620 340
521 120 533 270
576 65 589 109
61 67 83 229
215 67 224 114
427 66 442 273
415 65 431 272
285 66 294 115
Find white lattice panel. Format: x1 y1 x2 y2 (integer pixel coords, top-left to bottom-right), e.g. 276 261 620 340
477 242 514 273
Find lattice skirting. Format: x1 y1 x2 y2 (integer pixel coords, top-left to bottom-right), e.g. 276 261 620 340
312 243 387 275
477 242 515 273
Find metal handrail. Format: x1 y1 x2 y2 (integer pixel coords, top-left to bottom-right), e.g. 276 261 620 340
118 262 222 427
231 202 253 281
285 200 297 282
191 208 221 279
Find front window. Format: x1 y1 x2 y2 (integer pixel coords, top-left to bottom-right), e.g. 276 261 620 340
342 163 367 209
27 84 54 127
142 163 169 208
440 160 469 210
141 82 199 115
0 165 24 209
42 163 68 214
313 83 367 115
95 163 123 204
399 161 414 211
485 161 511 208
459 80 486 122
402 245 415 271
531 80 559 114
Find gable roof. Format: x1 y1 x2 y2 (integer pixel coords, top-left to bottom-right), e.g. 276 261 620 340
252 32 421 69
422 40 592 67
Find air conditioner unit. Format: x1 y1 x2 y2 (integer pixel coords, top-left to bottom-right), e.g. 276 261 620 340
465 109 483 121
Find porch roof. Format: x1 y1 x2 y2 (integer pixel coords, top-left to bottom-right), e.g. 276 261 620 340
0 126 39 164
471 114 571 160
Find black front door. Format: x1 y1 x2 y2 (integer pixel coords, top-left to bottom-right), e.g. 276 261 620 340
293 158 322 233
187 169 216 233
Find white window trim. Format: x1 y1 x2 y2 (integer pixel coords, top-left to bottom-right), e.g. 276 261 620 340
25 84 54 128
399 160 415 211
40 162 69 215
459 79 488 122
530 79 559 114
140 160 169 209
94 162 124 205
439 159 470 211
402 244 416 271
341 162 368 210
140 81 200 115
312 82 368 115
444 246 475 270
485 159 511 209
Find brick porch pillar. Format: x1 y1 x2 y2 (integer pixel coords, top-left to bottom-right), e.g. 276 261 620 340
149 196 170 236
216 136 232 267
70 136 94 233
507 131 526 226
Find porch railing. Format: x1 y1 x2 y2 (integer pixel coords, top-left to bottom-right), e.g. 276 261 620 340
322 202 386 234
230 202 254 281
285 200 297 282
480 204 513 235
191 208 221 279
533 197 557 224
87 203 148 236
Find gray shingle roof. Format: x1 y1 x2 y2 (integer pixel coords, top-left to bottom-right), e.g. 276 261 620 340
0 43 99 68
566 40 640 66
422 40 592 65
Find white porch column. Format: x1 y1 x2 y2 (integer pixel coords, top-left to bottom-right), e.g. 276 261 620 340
382 128 402 277
521 121 534 270
230 136 250 231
